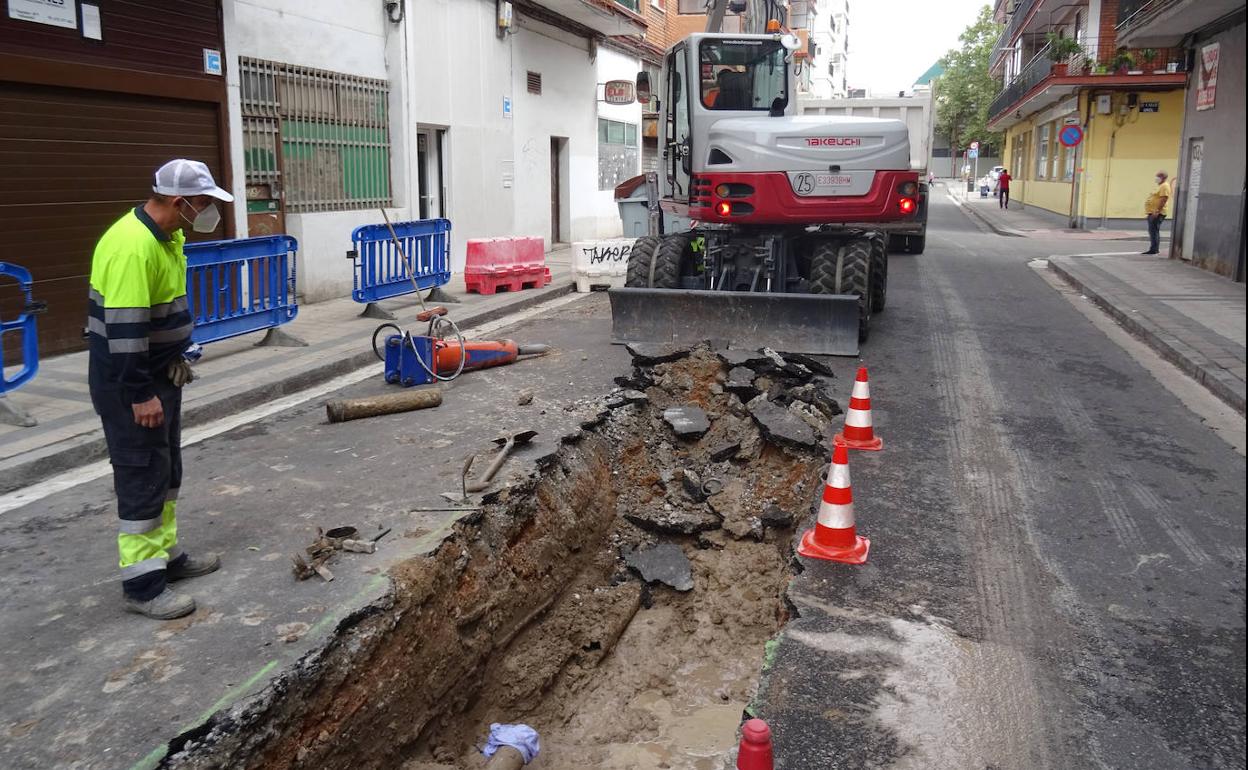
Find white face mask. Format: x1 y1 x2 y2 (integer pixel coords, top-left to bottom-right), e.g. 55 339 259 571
180 199 221 233
1155 176 1164 185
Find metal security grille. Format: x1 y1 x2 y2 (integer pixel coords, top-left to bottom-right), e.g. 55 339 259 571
240 57 391 213
527 71 542 95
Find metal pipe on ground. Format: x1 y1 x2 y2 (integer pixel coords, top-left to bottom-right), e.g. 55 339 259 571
325 387 442 423
485 746 526 770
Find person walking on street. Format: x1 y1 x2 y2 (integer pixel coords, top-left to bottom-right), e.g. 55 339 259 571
87 159 232 620
1143 170 1172 255
998 169 1012 209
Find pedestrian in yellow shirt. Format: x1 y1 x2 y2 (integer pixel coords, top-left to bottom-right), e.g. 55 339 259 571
1143 170 1171 255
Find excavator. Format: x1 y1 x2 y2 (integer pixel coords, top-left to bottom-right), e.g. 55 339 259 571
609 0 922 355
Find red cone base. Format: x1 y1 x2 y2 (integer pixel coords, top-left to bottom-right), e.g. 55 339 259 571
797 529 870 564
833 432 883 451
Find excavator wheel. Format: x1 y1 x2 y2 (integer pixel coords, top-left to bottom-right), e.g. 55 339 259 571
624 235 661 288
868 233 888 313
810 237 871 344
651 234 694 288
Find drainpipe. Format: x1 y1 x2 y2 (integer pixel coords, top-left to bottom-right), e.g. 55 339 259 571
1099 95 1118 230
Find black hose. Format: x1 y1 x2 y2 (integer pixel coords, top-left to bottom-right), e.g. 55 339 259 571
372 323 403 361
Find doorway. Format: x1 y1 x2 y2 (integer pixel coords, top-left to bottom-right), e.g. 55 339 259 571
417 128 447 220
550 137 568 244
1181 137 1203 261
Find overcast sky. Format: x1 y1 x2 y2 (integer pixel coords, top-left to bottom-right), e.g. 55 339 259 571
848 0 992 95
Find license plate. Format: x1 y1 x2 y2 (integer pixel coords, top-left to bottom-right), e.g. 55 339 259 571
816 174 852 186
790 171 857 197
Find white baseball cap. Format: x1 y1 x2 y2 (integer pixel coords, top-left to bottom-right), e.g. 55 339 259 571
152 159 234 202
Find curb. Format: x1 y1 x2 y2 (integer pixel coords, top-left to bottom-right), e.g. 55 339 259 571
947 191 1027 237
0 282 577 494
1048 259 1246 415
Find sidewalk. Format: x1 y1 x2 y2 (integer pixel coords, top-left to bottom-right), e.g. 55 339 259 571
1049 252 1246 414
944 180 1166 243
0 249 574 493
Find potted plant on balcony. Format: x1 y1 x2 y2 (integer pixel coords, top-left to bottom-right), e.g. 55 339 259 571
1113 48 1137 74
1046 33 1083 77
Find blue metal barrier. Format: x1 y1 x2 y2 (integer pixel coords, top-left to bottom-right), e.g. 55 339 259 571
0 262 44 395
185 235 299 345
350 219 451 304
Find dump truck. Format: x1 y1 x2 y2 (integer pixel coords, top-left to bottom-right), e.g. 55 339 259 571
798 92 934 254
610 13 922 356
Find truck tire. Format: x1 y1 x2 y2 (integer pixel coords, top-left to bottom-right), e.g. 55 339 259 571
809 238 871 343
869 234 888 313
624 235 661 287
651 234 692 289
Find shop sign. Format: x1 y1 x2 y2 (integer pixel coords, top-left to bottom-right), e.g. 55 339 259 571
7 0 77 28
603 80 635 105
1196 42 1219 111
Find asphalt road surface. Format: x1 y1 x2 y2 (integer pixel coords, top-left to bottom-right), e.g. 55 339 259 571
1 190 1243 769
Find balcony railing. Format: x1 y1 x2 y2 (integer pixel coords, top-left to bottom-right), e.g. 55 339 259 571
1116 0 1182 37
990 0 1042 69
989 38 1186 120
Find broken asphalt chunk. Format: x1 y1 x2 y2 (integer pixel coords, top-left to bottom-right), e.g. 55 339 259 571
625 505 722 535
716 348 774 371
780 352 835 377
709 442 741 462
625 343 690 365
624 542 694 592
746 395 820 451
662 406 710 438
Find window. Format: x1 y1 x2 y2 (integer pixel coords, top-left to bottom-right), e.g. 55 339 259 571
699 38 789 111
1036 122 1050 180
614 0 640 10
642 62 662 113
240 57 390 213
678 0 705 12
599 118 639 191
789 0 809 28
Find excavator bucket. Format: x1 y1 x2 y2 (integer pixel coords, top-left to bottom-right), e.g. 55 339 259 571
607 288 861 356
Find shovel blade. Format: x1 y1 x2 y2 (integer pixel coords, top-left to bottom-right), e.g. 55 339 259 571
607 287 861 356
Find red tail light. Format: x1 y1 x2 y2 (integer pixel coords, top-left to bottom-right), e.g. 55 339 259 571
898 197 916 215
717 201 732 216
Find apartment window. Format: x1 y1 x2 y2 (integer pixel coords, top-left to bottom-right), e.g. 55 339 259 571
790 0 809 28
678 0 705 13
614 0 640 11
599 118 639 191
240 57 391 213
1036 122 1050 180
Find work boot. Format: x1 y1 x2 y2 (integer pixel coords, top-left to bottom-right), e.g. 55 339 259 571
167 552 221 581
125 587 195 620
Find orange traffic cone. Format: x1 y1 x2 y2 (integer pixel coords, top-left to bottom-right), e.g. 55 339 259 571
833 366 883 451
797 444 870 564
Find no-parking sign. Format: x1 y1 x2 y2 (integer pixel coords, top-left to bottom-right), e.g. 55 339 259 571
1059 125 1084 147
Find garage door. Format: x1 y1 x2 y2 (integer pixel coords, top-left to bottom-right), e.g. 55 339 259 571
0 83 224 363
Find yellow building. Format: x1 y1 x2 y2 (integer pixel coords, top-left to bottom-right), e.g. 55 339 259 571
987 0 1189 227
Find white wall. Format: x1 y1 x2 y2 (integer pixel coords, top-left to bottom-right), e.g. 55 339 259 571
409 0 516 271
511 16 600 248
225 0 414 302
593 45 642 239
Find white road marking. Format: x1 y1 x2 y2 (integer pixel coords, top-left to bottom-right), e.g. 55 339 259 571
0 292 588 515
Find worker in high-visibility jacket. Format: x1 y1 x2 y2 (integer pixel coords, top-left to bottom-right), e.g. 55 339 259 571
87 159 233 620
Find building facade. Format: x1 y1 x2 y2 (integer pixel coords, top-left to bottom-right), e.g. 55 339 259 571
987 0 1188 229
810 0 850 99
1117 0 1245 281
2 0 651 357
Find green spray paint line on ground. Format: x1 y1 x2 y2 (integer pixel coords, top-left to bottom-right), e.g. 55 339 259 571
126 573 391 770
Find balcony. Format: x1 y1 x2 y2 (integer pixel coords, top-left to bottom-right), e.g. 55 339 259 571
989 0 1043 71
1117 0 1244 47
524 0 648 36
988 37 1187 129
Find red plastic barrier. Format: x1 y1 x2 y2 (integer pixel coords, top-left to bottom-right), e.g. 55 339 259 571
465 236 550 295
